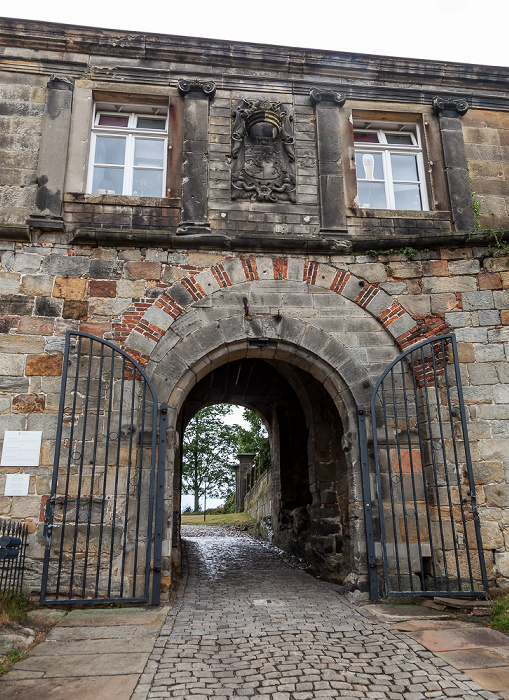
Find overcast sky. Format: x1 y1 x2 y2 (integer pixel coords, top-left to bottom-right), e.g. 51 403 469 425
4 0 509 68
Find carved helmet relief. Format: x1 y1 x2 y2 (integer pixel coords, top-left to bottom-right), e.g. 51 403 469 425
231 98 296 203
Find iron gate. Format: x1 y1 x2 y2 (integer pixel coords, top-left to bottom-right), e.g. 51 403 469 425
41 331 167 605
358 333 489 600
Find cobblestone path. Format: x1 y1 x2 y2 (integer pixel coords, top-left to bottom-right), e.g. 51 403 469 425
135 529 500 699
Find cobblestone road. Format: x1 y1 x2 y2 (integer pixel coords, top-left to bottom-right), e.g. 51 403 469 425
134 528 500 699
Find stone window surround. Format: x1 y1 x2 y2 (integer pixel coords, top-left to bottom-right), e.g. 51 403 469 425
64 83 181 207
346 104 450 222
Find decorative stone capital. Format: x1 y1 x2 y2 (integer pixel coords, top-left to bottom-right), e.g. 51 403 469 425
309 88 346 107
432 96 469 117
47 75 74 91
177 78 216 99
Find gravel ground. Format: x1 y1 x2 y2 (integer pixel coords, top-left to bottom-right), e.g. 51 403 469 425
181 524 252 538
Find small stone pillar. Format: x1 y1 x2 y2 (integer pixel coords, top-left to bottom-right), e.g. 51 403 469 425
177 78 216 234
235 453 255 512
309 88 347 232
28 75 74 230
432 96 476 231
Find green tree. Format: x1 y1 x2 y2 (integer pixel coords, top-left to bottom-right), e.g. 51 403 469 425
236 409 270 476
182 404 239 511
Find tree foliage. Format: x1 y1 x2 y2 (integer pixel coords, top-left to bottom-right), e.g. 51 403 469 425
182 405 271 511
235 409 270 473
182 404 239 511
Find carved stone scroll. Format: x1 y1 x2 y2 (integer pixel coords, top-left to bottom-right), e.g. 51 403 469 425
309 88 346 106
177 78 216 99
432 96 469 117
231 99 296 203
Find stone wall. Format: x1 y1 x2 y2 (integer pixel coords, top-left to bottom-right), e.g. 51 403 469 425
244 471 271 523
1 18 509 595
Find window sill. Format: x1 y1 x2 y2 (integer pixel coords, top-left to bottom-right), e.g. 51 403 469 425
64 193 181 208
347 207 450 221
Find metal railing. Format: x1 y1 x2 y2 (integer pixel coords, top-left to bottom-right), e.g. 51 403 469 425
0 519 28 598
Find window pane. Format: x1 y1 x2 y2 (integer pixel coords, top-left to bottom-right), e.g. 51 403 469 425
385 132 414 145
357 182 387 209
98 115 129 127
92 167 124 195
355 151 384 180
136 117 166 130
391 154 419 181
394 183 422 210
94 136 126 165
354 131 379 144
132 169 164 197
134 138 165 167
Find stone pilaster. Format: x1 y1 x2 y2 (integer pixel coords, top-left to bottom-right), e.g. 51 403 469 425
28 75 74 230
309 88 347 232
177 78 216 234
433 96 476 231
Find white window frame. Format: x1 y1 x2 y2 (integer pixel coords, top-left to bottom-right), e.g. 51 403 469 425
86 103 168 198
354 122 429 211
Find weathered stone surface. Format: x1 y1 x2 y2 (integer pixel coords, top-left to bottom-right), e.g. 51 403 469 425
387 261 422 279
0 316 19 334
53 277 86 299
20 274 54 296
25 354 62 376
116 280 146 298
62 299 88 320
88 298 131 317
89 259 124 279
0 272 20 294
0 354 25 376
124 262 162 280
12 393 45 412
18 316 55 335
0 294 34 315
42 254 90 277
34 296 62 317
422 276 477 293
0 334 44 354
11 252 41 273
88 279 116 297
0 376 29 391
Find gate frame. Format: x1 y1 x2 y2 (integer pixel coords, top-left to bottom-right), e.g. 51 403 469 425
358 333 489 601
40 330 167 606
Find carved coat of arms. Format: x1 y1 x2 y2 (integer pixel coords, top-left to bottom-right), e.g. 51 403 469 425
231 99 296 203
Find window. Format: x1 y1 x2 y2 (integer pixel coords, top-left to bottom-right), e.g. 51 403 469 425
354 121 428 211
87 103 168 197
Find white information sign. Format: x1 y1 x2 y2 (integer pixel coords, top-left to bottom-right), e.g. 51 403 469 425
4 473 30 497
1 431 42 467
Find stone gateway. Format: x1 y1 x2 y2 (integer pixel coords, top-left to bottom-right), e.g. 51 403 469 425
0 17 508 602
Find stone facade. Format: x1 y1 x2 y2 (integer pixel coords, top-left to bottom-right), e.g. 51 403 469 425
0 17 509 598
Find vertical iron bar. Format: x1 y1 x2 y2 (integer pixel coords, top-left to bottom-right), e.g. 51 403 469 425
449 335 489 594
120 362 138 598
107 354 126 597
81 343 105 598
152 404 168 605
95 345 116 597
132 379 148 598
400 352 425 592
410 349 439 591
420 343 450 590
390 367 414 592
357 407 378 601
55 334 83 599
68 339 94 599
380 381 402 594
143 389 159 602
429 341 462 591
440 338 475 591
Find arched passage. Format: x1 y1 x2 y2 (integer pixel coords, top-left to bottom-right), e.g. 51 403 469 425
131 272 427 594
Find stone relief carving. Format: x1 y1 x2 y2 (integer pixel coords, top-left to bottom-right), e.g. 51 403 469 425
231 99 296 202
432 96 469 116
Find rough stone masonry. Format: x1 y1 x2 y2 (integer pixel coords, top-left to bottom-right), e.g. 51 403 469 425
0 17 508 599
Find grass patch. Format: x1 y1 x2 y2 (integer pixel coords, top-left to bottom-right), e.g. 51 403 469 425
490 596 509 632
181 512 255 527
0 647 27 676
0 594 31 629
